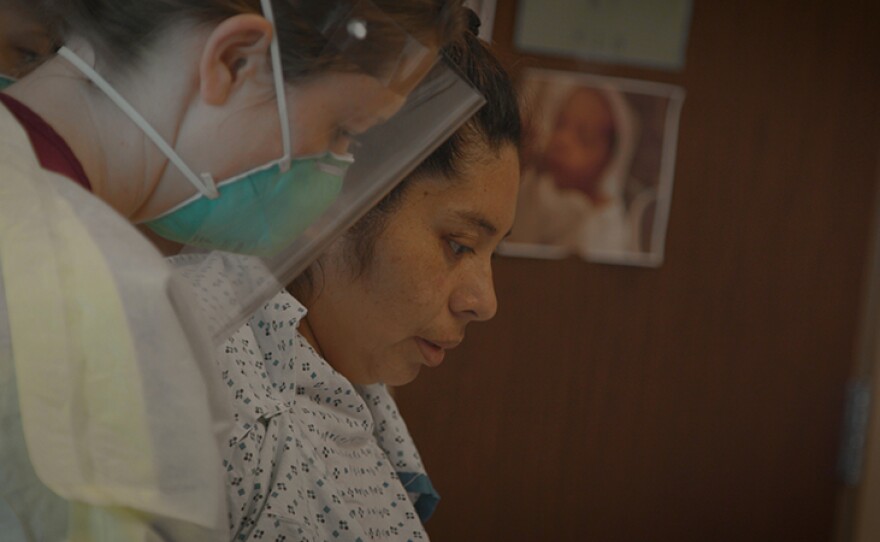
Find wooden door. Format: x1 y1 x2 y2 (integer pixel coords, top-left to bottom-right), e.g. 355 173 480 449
396 1 880 540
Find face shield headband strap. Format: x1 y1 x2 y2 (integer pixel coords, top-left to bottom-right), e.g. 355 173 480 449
56 0 291 200
320 0 435 94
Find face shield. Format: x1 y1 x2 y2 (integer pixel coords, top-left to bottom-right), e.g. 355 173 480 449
159 1 486 344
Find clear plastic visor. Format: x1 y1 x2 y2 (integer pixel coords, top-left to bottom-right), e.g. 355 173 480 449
167 4 484 344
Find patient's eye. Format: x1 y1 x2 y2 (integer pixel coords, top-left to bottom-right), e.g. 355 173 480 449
447 238 474 257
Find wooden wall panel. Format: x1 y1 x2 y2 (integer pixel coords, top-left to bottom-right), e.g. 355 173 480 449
396 1 880 540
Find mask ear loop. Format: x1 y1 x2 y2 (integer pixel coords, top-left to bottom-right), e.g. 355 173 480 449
57 46 221 199
261 0 292 173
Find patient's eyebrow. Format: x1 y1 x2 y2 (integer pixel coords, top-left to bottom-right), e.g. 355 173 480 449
453 210 498 237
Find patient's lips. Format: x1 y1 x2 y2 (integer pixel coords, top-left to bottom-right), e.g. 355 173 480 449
415 337 461 367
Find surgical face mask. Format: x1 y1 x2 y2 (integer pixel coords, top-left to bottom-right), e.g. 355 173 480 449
56 0 353 258
146 152 352 256
0 74 16 90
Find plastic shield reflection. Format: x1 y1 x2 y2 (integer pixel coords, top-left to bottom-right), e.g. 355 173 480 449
171 58 484 344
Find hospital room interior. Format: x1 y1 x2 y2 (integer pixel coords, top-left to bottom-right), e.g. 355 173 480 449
392 1 880 541
1 0 880 541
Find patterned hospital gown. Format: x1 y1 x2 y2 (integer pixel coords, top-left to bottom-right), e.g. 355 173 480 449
217 290 438 542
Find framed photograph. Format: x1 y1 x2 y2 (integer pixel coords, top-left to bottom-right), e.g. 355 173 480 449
514 0 693 71
500 69 685 267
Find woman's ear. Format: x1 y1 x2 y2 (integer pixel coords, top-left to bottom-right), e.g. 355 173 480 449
199 14 274 106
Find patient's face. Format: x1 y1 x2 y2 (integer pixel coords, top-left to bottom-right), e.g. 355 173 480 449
302 145 520 386
0 3 54 78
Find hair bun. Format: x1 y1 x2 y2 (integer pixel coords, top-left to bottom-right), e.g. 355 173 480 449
465 8 482 36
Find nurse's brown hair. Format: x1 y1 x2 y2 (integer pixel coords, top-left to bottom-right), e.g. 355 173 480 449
44 0 465 82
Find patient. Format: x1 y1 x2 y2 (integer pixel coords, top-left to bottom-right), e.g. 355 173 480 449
217 13 521 541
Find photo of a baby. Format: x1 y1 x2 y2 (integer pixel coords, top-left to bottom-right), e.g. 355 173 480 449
501 69 685 266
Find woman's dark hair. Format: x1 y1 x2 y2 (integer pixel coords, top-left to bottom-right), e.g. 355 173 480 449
44 0 465 82
291 10 522 299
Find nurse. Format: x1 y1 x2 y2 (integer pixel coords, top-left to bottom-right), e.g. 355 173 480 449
220 12 521 540
0 0 465 540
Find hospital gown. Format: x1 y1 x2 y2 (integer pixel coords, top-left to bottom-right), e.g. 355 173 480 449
218 290 438 542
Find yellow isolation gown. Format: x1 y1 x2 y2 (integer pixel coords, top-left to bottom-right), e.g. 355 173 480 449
0 104 230 541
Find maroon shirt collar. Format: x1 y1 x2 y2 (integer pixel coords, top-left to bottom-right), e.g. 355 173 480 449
0 92 92 192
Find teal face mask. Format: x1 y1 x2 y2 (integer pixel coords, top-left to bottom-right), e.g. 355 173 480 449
0 74 16 90
56 0 352 258
144 153 352 257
